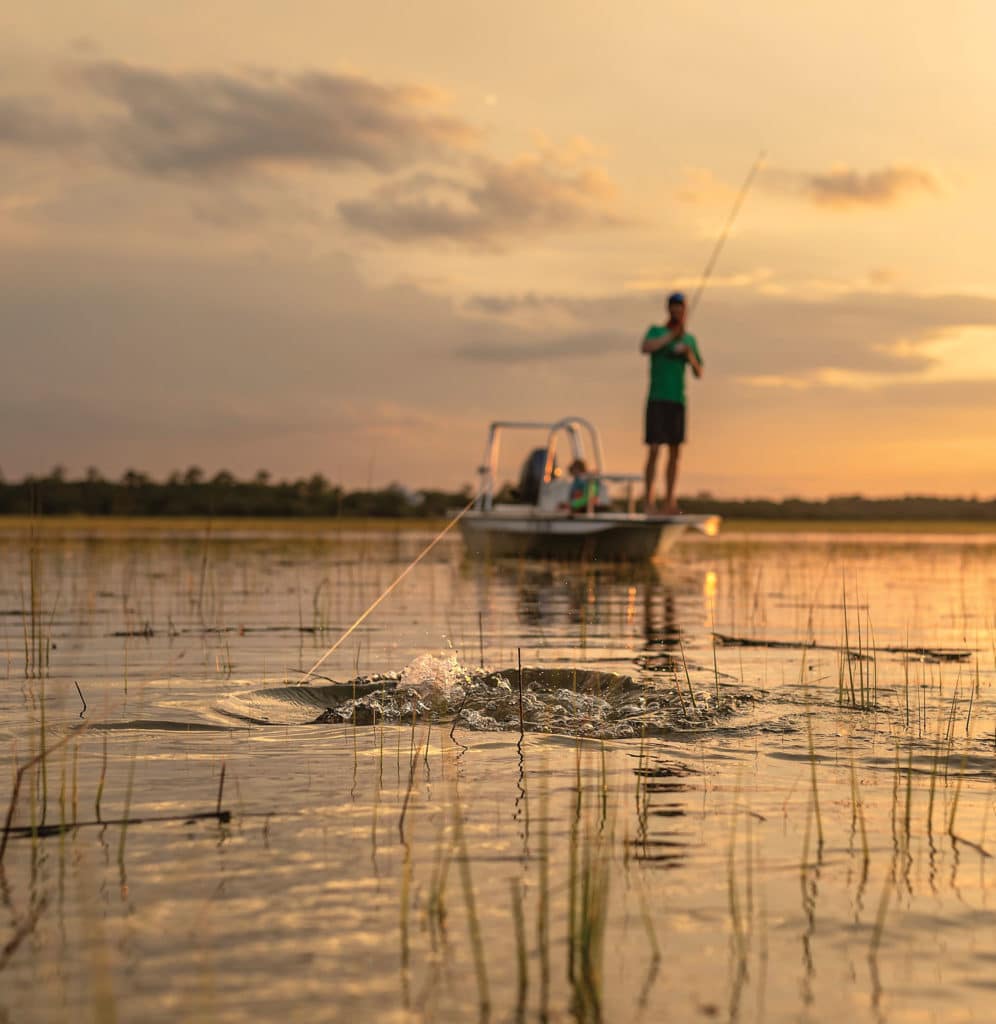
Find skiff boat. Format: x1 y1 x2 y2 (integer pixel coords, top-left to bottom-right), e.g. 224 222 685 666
458 417 720 561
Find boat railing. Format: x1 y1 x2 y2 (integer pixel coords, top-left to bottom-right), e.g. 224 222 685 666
597 473 643 513
477 416 605 511
541 417 605 485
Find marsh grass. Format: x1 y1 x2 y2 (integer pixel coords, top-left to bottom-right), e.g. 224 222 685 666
727 799 747 969
509 877 528 1020
17 521 62 681
6 521 996 1022
849 757 870 873
426 814 451 946
450 777 490 1020
116 741 138 886
537 766 551 1021
677 636 698 712
1 730 83 864
0 894 48 973
95 734 108 823
570 815 612 1021
804 662 824 858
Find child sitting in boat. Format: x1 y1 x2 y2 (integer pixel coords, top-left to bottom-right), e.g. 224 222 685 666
567 459 606 515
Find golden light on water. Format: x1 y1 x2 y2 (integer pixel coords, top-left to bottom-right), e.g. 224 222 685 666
704 570 718 629
5 520 996 1022
702 517 721 538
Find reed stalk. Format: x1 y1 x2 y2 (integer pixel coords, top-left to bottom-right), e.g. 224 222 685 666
537 770 550 1022
510 878 528 1021
38 672 48 826
117 742 138 881
948 754 968 838
850 758 869 870
677 636 698 712
926 725 943 836
451 787 489 1019
1 729 83 863
902 745 913 857
842 575 856 706
727 806 746 966
803 651 824 857
95 734 108 823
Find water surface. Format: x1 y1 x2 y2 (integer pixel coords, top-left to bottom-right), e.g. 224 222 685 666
2 520 996 1022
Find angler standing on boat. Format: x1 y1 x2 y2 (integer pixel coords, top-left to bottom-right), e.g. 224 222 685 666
640 291 703 514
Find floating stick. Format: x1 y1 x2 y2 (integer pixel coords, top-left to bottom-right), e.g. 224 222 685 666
74 681 87 719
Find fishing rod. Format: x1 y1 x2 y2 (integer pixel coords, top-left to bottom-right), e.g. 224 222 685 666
301 493 479 681
302 159 768 683
687 149 766 317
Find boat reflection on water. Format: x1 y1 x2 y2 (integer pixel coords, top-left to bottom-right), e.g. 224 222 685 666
460 557 704 659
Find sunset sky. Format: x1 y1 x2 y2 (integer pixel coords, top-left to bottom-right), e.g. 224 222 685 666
5 2 996 497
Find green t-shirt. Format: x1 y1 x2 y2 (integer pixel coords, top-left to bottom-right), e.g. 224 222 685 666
645 326 702 404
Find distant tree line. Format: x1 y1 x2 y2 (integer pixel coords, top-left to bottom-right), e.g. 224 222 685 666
0 467 470 518
679 493 996 522
2 468 996 520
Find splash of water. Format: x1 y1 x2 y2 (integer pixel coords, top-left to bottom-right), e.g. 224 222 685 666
399 651 470 702
293 653 755 739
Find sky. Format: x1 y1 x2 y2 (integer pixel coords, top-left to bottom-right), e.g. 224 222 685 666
4 1 996 497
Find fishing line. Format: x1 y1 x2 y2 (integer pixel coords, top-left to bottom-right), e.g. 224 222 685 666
301 494 478 681
688 149 766 316
302 159 767 678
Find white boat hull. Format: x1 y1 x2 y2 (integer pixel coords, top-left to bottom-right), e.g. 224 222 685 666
459 511 719 561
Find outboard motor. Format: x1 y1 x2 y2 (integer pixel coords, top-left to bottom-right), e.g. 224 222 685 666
518 448 552 505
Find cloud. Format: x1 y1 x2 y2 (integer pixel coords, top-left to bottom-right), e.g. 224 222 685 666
456 329 630 363
1 60 621 246
462 286 996 382
0 240 586 484
805 165 939 207
339 153 619 243
765 163 939 208
0 95 86 149
75 61 475 177
1 63 476 179
467 292 551 316
5 231 996 495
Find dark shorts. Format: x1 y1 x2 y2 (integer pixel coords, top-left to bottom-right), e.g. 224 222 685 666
645 400 686 446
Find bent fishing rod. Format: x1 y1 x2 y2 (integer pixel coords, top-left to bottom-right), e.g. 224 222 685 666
687 149 766 317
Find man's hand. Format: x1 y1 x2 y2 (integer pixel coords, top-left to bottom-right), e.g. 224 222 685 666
640 325 685 354
641 333 670 354
687 349 703 377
